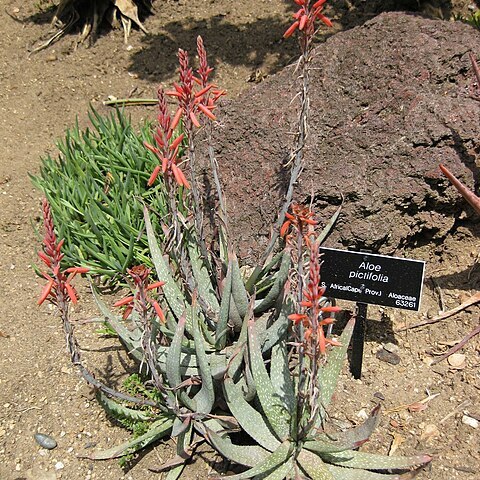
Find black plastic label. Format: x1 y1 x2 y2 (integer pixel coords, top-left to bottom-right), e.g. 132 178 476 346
319 247 425 311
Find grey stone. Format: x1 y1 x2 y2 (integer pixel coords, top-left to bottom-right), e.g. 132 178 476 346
34 433 57 450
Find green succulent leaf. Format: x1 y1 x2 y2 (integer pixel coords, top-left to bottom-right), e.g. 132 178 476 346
322 450 432 471
165 314 196 411
259 457 294 480
144 206 191 329
192 309 215 414
205 428 270 467
332 404 381 448
90 282 143 362
270 341 295 418
259 304 290 354
216 259 233 350
297 448 335 480
87 417 173 460
213 440 293 480
317 201 343 245
188 238 220 315
318 317 355 420
96 391 152 423
230 252 249 320
157 346 199 377
164 421 193 480
248 318 291 441
223 378 280 451
254 251 291 314
326 464 413 480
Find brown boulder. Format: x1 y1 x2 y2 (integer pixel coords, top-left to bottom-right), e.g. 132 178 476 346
201 12 479 260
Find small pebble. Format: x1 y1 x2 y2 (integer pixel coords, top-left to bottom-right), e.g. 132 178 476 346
54 461 64 470
447 353 466 368
376 348 401 365
357 408 369 421
462 415 479 429
383 342 399 353
34 433 57 450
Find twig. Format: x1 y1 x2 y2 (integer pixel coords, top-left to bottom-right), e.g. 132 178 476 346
431 278 444 312
103 98 158 107
431 322 480 365
62 306 158 407
469 52 480 96
439 399 470 424
397 292 480 331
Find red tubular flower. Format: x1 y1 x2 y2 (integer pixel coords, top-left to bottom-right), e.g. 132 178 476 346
37 199 89 307
283 0 332 40
281 203 318 247
114 265 166 323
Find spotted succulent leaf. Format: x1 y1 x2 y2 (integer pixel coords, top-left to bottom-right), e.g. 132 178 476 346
223 378 280 451
188 239 219 315
216 258 233 350
297 448 335 480
270 340 295 418
205 427 270 467
230 251 249 320
254 251 291 314
192 309 215 414
322 451 432 471
318 317 355 420
144 206 191 329
248 318 291 441
87 417 173 460
212 440 293 480
165 314 196 411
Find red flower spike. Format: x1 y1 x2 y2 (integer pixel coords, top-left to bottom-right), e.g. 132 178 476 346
299 15 308 30
316 13 332 27
280 220 291 237
38 251 52 267
37 200 86 309
122 305 134 320
170 107 184 131
313 0 328 8
176 167 191 189
197 103 217 120
65 267 89 274
195 84 213 98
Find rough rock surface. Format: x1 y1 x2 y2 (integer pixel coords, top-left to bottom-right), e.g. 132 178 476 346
203 12 480 260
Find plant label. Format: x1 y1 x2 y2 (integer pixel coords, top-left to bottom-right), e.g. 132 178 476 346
319 248 425 311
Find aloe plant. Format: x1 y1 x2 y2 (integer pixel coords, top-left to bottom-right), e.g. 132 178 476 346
206 315 431 479
35 2 433 477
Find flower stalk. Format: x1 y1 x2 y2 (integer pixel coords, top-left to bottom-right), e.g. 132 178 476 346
38 200 156 406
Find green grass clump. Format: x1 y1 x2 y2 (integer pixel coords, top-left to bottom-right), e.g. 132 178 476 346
31 108 175 282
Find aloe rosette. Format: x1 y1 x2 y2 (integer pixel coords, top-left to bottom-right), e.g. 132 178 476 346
206 317 432 480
